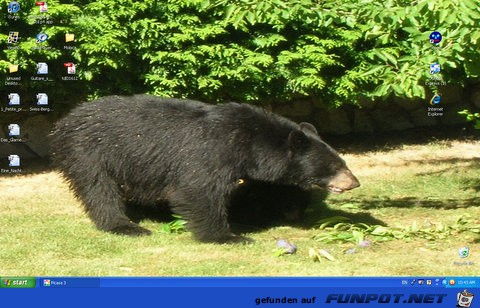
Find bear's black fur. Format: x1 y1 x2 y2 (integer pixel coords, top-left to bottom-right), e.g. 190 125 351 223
228 180 311 228
51 95 359 243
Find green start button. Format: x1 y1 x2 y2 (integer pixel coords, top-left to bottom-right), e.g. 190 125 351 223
1 277 36 288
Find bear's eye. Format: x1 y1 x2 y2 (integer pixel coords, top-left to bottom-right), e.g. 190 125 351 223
329 162 344 173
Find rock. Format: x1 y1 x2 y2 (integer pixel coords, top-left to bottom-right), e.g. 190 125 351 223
315 109 351 135
410 108 438 127
394 97 421 111
352 109 374 133
0 140 36 160
291 100 313 117
439 105 470 125
0 119 41 160
357 98 375 110
358 240 372 247
437 85 464 105
471 89 480 109
311 97 326 109
371 107 414 131
274 104 293 116
23 115 53 158
276 239 297 254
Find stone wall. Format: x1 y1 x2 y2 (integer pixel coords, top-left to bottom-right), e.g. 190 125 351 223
0 114 53 160
272 85 479 135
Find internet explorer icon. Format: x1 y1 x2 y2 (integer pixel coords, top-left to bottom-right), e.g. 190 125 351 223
430 94 441 105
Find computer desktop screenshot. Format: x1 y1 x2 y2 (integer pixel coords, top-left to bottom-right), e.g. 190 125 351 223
1 0 479 307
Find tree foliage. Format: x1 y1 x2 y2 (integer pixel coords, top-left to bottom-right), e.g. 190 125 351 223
1 0 479 108
459 109 480 130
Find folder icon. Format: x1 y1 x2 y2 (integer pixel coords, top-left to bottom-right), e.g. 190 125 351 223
8 64 18 73
65 33 75 43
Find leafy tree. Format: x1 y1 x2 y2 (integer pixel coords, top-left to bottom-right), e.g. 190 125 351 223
1 0 479 109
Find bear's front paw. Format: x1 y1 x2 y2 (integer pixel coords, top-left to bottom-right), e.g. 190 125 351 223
224 234 255 244
110 223 152 236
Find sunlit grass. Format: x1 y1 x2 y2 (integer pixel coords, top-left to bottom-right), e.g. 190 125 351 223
0 140 479 276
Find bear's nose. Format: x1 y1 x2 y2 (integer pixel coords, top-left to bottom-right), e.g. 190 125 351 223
328 168 360 191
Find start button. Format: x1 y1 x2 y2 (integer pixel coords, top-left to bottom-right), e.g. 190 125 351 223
1 277 36 288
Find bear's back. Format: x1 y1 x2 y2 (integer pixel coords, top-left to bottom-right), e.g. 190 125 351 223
58 95 296 136
52 95 301 174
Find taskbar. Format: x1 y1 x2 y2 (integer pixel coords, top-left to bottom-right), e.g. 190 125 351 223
1 276 478 288
0 277 478 308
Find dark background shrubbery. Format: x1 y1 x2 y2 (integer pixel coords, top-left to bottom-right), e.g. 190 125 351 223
1 0 479 107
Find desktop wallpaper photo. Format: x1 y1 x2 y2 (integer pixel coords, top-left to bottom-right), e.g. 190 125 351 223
0 0 479 277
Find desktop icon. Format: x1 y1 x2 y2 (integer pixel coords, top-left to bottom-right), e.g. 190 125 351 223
458 246 469 258
457 290 474 308
7 1 20 13
37 62 48 74
430 94 441 105
430 63 441 74
8 124 20 136
8 64 18 73
36 93 48 105
35 1 48 12
36 32 48 43
8 93 20 105
7 31 19 43
64 62 76 74
429 31 442 45
65 33 75 43
8 154 20 167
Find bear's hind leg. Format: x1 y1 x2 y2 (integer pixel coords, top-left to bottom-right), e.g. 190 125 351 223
168 190 245 243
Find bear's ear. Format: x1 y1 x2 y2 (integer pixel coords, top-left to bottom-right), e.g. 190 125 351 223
288 129 310 150
299 122 319 136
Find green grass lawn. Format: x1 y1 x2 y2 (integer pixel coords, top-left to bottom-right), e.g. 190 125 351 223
1 140 479 276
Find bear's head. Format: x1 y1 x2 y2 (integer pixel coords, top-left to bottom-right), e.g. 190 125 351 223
285 122 360 193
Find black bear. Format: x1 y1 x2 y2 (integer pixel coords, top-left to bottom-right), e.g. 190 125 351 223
51 95 359 243
228 180 312 228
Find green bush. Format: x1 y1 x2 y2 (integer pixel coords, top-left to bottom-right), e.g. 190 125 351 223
1 0 85 110
2 0 479 109
459 109 480 129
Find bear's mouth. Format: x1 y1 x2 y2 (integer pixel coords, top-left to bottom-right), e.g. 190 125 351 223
327 186 344 194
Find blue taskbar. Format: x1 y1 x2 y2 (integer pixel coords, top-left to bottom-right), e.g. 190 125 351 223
0 277 478 307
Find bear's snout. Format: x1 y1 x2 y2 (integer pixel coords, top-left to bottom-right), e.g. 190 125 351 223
326 168 360 193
